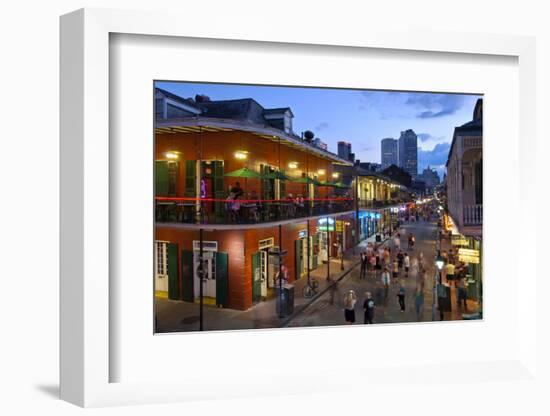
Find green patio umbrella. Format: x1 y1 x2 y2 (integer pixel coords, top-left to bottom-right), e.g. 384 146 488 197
333 181 351 189
264 171 291 181
224 167 263 197
223 167 263 178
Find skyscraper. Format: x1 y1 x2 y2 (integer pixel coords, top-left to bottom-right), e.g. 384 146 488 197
381 138 398 170
337 141 352 161
398 129 418 178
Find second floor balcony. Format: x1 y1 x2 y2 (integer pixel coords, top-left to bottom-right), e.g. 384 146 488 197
155 196 354 226
358 199 404 210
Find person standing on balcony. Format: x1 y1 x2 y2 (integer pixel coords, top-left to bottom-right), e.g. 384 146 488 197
230 182 244 198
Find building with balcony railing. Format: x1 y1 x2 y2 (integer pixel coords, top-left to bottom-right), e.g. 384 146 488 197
153 89 355 310
445 98 483 309
446 98 483 238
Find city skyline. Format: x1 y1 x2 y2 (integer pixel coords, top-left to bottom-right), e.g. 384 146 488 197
156 81 482 177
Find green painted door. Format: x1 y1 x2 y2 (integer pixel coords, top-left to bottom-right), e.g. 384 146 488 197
252 251 262 303
167 243 179 300
155 161 169 196
184 160 197 197
295 239 302 280
181 250 194 302
216 252 229 308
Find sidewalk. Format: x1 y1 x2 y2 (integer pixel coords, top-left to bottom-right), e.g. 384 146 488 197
156 243 365 332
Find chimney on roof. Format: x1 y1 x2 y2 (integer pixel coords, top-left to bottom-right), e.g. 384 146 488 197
195 94 211 103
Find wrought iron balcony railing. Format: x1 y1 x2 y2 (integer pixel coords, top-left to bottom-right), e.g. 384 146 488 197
155 197 354 225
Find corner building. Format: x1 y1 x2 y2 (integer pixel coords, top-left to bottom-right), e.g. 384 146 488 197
153 89 354 310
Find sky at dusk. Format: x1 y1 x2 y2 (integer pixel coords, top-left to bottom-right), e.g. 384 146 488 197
156 81 482 179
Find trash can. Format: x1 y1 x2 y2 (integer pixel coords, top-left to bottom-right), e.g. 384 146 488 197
276 284 295 317
375 234 382 243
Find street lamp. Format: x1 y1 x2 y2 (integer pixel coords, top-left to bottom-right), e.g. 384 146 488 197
434 250 446 321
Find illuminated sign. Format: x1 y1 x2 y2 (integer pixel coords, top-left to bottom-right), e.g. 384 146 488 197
298 230 307 239
458 248 480 264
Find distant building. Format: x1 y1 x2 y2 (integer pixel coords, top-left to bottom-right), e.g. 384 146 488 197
338 141 352 161
381 164 412 188
381 138 398 170
398 129 418 178
418 166 440 192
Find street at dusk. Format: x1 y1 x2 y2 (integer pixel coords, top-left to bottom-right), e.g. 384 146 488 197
153 83 483 332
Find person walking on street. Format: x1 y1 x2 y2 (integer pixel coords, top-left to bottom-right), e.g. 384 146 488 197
360 252 367 279
344 290 357 324
392 258 399 282
363 291 375 324
404 253 410 276
415 289 424 321
394 233 401 250
397 281 406 312
381 267 391 300
383 247 391 268
445 261 455 286
397 250 404 270
369 253 376 277
457 276 468 310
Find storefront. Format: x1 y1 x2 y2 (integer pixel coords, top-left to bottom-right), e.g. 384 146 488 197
358 211 381 241
294 229 319 280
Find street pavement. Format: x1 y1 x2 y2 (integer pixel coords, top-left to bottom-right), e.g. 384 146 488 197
156 217 479 332
286 219 440 327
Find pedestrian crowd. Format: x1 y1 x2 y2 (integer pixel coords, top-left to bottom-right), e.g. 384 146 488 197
349 227 428 324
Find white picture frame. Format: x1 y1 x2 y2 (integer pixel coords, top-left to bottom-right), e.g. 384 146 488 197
60 8 538 408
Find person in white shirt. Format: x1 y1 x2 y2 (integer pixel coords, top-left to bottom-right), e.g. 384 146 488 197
343 290 357 324
404 253 411 274
381 267 391 299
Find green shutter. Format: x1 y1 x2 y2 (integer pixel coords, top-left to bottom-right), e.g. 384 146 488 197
155 161 169 197
184 160 197 198
279 169 286 198
295 239 302 280
252 251 261 303
216 252 229 308
181 250 194 302
213 161 225 217
167 243 179 300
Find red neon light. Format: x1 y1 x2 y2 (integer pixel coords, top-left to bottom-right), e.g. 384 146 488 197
155 196 353 203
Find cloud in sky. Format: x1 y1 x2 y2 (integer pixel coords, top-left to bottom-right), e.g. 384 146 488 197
418 142 451 176
315 122 329 131
405 93 465 119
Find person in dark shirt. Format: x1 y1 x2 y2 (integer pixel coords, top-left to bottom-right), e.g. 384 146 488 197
363 292 375 324
230 182 244 198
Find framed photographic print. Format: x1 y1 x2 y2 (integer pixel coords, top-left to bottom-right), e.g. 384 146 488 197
60 8 537 408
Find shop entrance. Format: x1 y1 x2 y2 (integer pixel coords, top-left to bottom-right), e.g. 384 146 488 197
252 238 277 303
194 250 216 299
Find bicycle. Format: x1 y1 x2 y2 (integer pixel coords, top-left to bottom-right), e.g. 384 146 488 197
302 277 320 298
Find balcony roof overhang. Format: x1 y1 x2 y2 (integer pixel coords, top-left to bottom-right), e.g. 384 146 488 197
155 117 353 166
